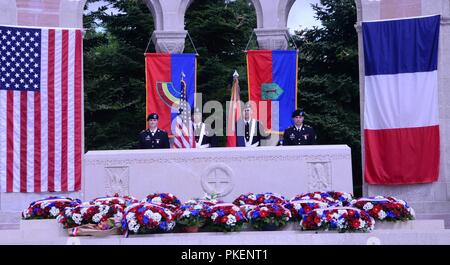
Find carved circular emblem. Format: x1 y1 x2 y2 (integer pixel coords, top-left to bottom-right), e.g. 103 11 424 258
201 163 234 197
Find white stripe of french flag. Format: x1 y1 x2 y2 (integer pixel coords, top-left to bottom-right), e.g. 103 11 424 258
363 15 441 185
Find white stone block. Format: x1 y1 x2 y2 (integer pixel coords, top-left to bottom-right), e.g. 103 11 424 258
84 146 354 203
20 219 66 239
374 220 445 230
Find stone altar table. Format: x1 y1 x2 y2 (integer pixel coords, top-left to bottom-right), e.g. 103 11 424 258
83 145 353 202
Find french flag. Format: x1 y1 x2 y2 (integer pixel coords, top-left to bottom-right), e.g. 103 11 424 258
363 15 440 185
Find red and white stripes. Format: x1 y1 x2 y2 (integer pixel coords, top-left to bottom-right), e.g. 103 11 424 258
0 27 83 192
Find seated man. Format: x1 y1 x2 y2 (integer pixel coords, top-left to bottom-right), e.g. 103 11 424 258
282 109 317 146
138 113 170 149
236 103 269 147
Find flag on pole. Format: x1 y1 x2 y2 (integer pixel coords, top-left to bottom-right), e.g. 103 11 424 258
145 53 196 136
0 25 83 192
226 71 242 147
173 73 195 149
362 15 440 184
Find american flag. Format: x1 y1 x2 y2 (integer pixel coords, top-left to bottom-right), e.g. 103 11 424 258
0 25 83 192
173 74 195 148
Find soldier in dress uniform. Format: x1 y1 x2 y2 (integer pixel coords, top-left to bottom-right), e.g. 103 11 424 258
236 103 269 147
138 113 170 149
282 109 317 146
192 108 217 148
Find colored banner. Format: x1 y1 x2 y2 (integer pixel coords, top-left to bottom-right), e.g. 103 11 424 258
145 53 196 135
246 50 298 133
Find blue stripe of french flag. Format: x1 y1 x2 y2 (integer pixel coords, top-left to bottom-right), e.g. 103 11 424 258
363 15 440 185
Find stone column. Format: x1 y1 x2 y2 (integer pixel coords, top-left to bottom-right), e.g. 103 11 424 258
251 0 295 50
356 0 450 227
144 0 194 53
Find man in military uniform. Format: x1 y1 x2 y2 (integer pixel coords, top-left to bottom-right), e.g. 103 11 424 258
236 103 269 147
282 109 317 146
138 113 170 149
192 108 217 148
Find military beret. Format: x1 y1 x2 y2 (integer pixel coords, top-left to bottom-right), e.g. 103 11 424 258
292 109 306 118
147 113 159 121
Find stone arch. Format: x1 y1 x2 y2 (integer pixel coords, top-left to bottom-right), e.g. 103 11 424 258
280 0 296 28
249 0 264 28
144 0 164 31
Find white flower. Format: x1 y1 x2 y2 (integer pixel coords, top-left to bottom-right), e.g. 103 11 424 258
144 210 153 217
293 203 302 210
314 194 321 199
151 212 162 223
182 210 191 218
211 213 218 221
331 213 340 220
248 194 257 201
194 204 203 210
80 207 88 216
350 199 357 205
408 207 415 217
99 205 109 214
128 220 140 233
316 210 324 216
378 210 387 220
49 207 60 217
343 193 352 200
375 196 385 199
168 221 176 231
398 200 407 206
363 202 374 211
226 214 236 226
337 218 346 229
264 194 271 200
126 212 135 221
22 209 31 218
151 197 162 204
260 207 269 212
92 213 102 223
65 208 73 217
359 219 366 229
303 196 311 200
72 213 82 225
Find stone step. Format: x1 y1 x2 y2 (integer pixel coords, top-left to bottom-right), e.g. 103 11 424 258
0 211 21 228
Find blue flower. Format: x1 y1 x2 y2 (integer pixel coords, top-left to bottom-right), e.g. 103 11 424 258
330 220 337 229
191 210 199 216
143 216 149 224
138 207 146 213
252 211 260 219
387 211 396 218
159 221 168 231
217 209 225 216
121 220 127 230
